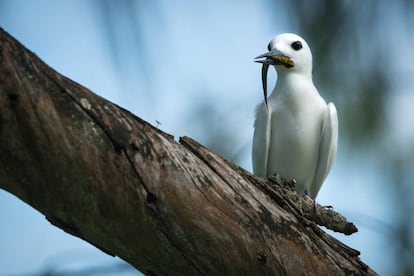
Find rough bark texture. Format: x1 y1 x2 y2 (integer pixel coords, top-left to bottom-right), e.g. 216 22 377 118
0 27 376 275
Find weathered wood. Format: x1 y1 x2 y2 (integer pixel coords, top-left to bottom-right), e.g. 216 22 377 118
0 27 376 275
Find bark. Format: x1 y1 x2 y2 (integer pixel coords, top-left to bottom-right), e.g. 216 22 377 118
0 27 376 275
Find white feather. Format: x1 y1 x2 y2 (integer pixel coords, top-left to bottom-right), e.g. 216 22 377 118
309 103 338 198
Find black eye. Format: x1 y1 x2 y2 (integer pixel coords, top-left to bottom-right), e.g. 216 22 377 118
267 42 272 51
291 40 302 51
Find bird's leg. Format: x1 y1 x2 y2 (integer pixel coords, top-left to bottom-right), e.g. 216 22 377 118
268 173 282 186
268 173 297 192
303 189 334 214
286 178 296 191
304 189 317 213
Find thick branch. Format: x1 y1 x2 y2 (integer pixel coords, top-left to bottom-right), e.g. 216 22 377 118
0 27 376 275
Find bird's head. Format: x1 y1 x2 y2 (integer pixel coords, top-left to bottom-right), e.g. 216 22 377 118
256 33 313 74
255 33 313 109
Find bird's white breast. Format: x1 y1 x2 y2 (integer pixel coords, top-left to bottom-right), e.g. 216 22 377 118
256 74 326 194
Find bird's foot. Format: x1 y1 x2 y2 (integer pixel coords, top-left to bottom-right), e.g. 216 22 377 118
268 173 297 192
303 190 317 213
268 173 282 186
303 195 333 214
285 178 296 191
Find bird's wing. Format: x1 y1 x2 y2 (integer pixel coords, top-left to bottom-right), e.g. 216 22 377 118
252 104 272 177
309 103 338 198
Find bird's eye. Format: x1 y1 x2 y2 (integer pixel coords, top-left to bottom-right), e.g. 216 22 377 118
267 42 272 51
291 41 302 51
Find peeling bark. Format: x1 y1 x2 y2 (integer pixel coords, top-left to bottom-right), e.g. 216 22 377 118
0 27 376 275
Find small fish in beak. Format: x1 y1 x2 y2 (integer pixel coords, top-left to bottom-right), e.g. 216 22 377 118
255 50 294 111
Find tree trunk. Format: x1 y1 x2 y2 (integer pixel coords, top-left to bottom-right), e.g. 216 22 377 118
0 27 376 275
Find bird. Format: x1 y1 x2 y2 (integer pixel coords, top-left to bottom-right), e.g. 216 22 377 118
252 33 338 200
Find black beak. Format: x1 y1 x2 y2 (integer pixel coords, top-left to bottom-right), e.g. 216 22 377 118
254 49 287 65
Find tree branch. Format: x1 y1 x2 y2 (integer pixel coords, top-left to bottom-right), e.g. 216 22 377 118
0 27 376 275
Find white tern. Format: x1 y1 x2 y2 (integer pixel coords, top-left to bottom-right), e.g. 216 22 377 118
252 33 338 199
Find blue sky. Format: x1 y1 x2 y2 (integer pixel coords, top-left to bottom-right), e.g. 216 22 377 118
0 1 413 275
